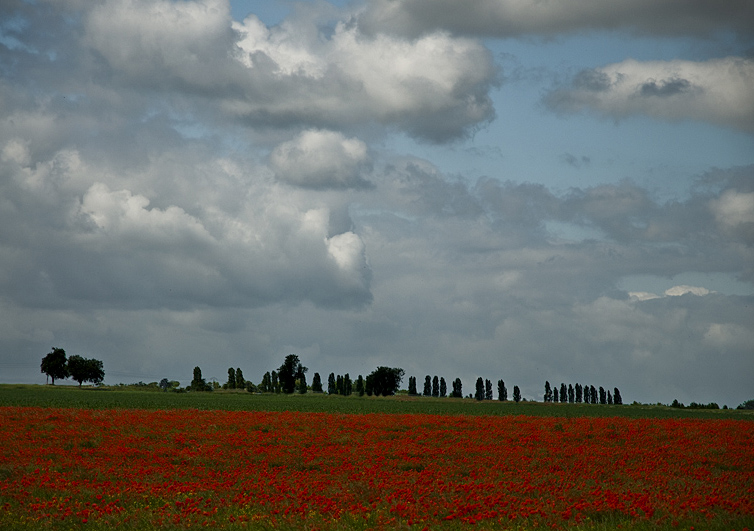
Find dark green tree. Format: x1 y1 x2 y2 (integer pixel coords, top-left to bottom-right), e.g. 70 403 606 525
568 384 575 403
607 390 613 404
366 367 404 396
575 383 582 403
513 385 521 403
475 377 484 401
260 371 272 393
497 379 507 401
336 374 344 395
271 370 279 393
365 373 374 396
311 372 323 393
278 354 307 394
423 375 431 397
613 387 623 405
356 375 365 396
159 378 170 391
190 366 211 392
599 386 606 405
485 379 493 400
67 355 105 387
432 376 440 397
408 376 417 396
226 368 236 389
583 384 590 404
298 371 307 394
236 368 245 390
451 378 463 398
328 372 336 394
439 377 447 398
553 387 559 403
41 347 69 385
590 385 597 404
544 381 552 402
560 383 567 403
344 373 352 396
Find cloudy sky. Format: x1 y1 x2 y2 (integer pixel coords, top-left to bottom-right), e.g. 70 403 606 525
1 0 752 406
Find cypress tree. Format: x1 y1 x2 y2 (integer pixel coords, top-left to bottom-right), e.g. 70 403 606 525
513 385 521 403
408 376 417 396
451 378 463 398
485 379 493 400
553 387 559 403
614 387 623 405
568 384 575 403
497 379 506 401
440 377 447 397
227 368 236 389
236 368 245 390
475 377 484 401
544 381 552 402
312 372 323 393
432 376 440 397
423 375 432 396
327 372 336 394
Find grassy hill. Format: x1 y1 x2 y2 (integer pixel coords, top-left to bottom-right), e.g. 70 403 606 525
1 384 750 419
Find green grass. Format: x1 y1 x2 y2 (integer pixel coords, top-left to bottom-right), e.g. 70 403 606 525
1 384 751 419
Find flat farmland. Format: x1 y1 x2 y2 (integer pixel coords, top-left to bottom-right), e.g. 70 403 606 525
0 387 752 530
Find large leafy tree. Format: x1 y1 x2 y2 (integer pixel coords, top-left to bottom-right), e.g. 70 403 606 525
67 355 105 387
278 354 307 394
365 366 404 396
41 347 69 385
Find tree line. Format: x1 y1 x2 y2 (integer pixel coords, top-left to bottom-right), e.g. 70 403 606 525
189 354 624 408
40 348 623 406
543 380 623 405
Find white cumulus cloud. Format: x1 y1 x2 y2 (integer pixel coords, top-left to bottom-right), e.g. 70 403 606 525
270 130 371 189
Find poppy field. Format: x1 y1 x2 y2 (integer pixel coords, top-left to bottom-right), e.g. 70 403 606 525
1 406 752 530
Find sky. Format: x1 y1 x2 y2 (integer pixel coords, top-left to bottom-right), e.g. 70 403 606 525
1 0 753 406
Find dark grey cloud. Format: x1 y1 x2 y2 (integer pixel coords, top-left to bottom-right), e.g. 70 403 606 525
359 0 754 39
639 78 693 97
